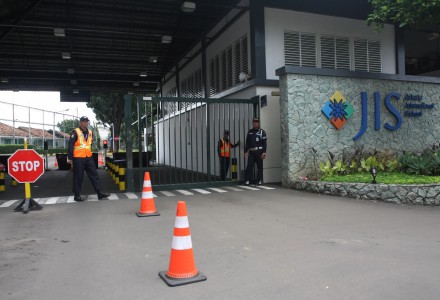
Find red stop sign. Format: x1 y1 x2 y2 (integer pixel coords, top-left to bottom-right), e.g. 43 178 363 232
8 149 45 183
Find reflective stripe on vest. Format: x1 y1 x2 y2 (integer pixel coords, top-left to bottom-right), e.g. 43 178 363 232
73 128 92 158
220 139 231 158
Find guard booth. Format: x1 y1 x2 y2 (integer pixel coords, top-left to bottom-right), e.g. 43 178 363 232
134 96 260 190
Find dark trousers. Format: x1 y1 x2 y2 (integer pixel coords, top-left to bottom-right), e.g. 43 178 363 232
219 157 230 181
245 151 263 182
72 156 101 194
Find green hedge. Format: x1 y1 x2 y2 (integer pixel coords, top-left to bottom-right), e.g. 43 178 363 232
0 145 67 155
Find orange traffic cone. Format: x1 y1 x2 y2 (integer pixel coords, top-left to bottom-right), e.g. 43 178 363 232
54 158 58 169
98 153 104 166
159 201 206 287
136 172 160 217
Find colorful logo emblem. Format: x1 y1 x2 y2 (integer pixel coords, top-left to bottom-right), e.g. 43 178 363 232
321 91 354 130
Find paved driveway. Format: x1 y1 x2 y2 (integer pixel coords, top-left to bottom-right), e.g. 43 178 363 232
1 187 440 300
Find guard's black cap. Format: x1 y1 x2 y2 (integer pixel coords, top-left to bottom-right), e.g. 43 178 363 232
224 129 229 134
253 117 260 122
80 116 89 122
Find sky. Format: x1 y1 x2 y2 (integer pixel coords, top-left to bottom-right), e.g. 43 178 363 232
0 91 96 122
0 91 111 138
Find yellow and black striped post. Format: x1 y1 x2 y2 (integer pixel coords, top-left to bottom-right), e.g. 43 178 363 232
118 161 126 191
115 162 120 185
231 158 238 180
0 172 5 191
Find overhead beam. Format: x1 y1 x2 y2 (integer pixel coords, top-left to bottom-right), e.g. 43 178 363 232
0 70 161 83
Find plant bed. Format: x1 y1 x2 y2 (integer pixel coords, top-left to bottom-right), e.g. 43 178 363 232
321 172 440 185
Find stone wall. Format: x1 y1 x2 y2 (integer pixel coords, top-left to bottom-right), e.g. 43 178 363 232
290 180 440 205
278 68 440 188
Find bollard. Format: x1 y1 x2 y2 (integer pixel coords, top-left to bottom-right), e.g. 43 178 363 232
12 179 18 187
118 161 126 191
115 162 119 185
0 173 5 191
231 158 238 180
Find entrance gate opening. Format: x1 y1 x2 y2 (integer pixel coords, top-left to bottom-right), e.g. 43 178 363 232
134 96 259 190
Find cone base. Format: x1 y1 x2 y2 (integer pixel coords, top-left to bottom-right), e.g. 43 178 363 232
136 211 160 217
159 271 206 287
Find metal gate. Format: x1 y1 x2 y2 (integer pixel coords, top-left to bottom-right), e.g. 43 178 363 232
135 96 259 190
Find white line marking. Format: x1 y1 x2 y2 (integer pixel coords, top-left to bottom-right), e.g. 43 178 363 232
257 185 276 190
191 189 211 194
0 200 19 208
67 196 75 203
125 192 138 199
240 185 260 191
45 197 59 205
208 188 228 193
159 191 175 197
35 198 46 204
108 193 119 200
176 189 194 196
87 195 98 201
224 186 244 192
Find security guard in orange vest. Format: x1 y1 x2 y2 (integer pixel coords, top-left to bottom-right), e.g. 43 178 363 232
217 129 239 181
67 116 109 202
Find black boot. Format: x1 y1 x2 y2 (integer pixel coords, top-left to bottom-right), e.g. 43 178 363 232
74 194 85 202
97 191 110 200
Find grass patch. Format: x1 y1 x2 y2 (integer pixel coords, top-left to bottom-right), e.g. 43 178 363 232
321 172 440 184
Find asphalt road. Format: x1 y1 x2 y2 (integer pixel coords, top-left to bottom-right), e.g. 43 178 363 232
1 187 440 300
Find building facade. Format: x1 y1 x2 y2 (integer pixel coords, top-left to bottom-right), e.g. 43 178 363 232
156 0 440 185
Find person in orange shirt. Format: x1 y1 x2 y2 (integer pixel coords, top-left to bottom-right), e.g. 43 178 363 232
67 116 109 202
217 129 239 181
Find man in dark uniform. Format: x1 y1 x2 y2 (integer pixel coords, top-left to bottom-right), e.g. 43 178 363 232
217 129 239 180
67 116 110 202
244 118 267 185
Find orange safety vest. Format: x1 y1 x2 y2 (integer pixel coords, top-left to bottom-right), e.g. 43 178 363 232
220 138 231 158
73 128 92 158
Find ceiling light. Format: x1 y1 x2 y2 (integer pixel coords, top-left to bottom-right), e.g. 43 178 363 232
181 1 196 13
67 68 75 74
62 52 71 59
70 79 77 85
427 32 440 40
1 78 9 83
133 81 140 87
161 35 172 44
54 28 65 37
149 56 158 63
139 72 147 77
128 91 134 95
73 89 79 94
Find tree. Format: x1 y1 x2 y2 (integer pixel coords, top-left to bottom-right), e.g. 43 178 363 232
57 119 79 133
367 0 440 30
87 92 126 152
87 92 149 152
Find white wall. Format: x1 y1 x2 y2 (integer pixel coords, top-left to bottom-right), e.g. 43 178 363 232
264 8 396 79
256 86 281 183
